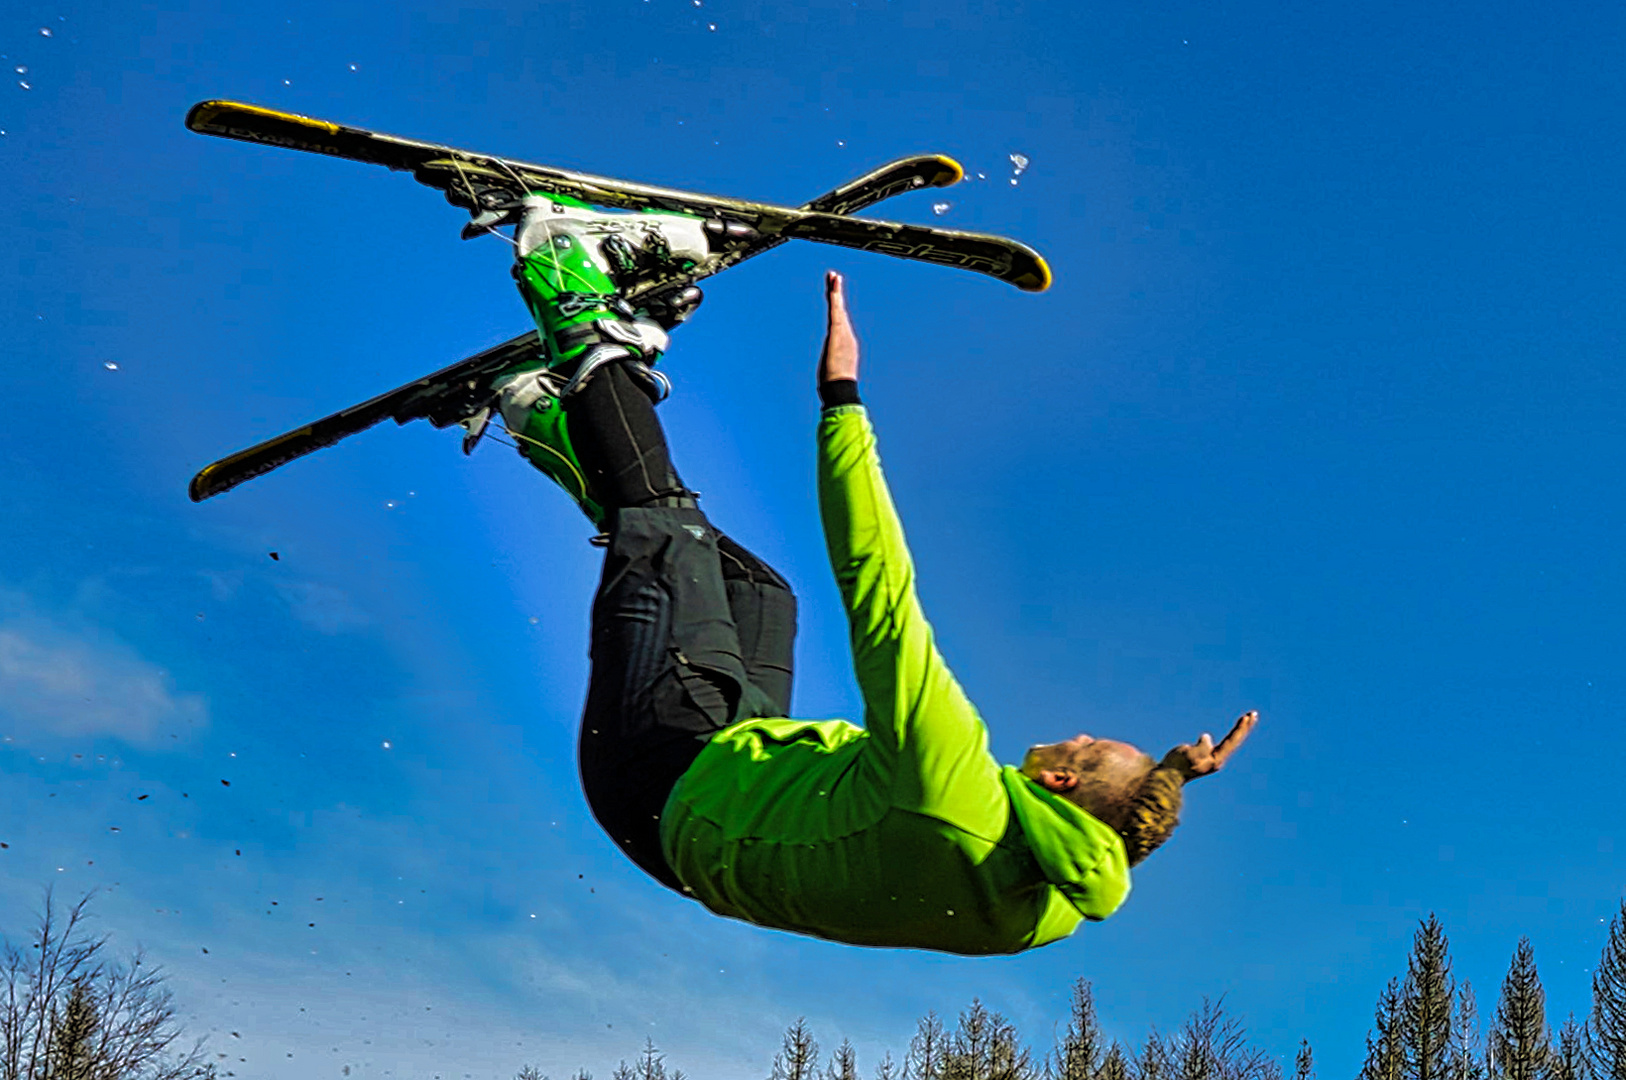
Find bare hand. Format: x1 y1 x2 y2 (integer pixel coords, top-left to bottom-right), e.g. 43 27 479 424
1160 710 1259 781
818 270 861 385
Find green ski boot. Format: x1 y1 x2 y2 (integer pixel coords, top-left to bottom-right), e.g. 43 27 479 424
487 193 712 526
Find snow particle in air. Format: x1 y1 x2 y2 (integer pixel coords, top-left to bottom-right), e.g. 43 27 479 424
103 361 118 370
932 202 950 215
349 63 358 71
17 81 28 91
1009 156 1029 185
381 741 392 750
708 22 717 30
15 66 26 74
40 27 52 36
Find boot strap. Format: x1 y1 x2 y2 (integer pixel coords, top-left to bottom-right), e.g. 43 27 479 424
554 315 670 359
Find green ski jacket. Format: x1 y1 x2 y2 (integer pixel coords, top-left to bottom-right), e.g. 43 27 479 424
660 405 1131 954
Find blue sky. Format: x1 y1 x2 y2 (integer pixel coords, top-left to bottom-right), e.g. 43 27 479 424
2 0 1624 1077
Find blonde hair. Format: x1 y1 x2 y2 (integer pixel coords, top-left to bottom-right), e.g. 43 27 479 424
1118 766 1184 866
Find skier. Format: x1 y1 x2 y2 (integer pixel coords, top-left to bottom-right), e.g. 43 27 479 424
487 194 1258 955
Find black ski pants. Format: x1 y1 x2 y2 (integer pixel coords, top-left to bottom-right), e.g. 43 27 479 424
577 504 798 893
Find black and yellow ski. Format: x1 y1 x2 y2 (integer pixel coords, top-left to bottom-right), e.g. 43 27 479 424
185 100 1051 293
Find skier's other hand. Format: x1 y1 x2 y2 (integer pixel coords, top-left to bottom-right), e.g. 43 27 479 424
1159 711 1258 781
819 270 861 386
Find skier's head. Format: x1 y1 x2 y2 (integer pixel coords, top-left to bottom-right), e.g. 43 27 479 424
1018 736 1184 866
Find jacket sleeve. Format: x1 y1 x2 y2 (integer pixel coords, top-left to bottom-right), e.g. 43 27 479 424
817 406 1005 822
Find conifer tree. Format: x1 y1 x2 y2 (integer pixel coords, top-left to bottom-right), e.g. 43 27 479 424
613 1039 684 1080
1489 938 1551 1080
1363 979 1406 1080
773 1019 822 1080
1588 901 1626 1080
907 1013 949 1080
1053 980 1104 1080
1165 998 1273 1080
827 1039 859 1080
1405 915 1457 1080
876 1052 899 1080
1134 1031 1167 1080
943 999 1032 1080
1099 1045 1129 1080
1552 1015 1590 1080
987 1011 1034 1080
946 1000 995 1080
1451 982 1486 1080
1293 1040 1313 1080
43 977 98 1080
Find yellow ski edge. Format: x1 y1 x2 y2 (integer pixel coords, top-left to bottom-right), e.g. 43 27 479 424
927 155 965 189
185 100 341 137
1016 253 1054 292
188 424 317 502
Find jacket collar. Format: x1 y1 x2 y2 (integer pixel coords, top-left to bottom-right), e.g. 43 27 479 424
1001 766 1132 920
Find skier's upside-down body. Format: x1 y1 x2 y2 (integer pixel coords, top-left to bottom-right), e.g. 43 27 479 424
495 195 1257 955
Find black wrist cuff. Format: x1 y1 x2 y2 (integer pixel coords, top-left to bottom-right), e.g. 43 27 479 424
818 379 862 407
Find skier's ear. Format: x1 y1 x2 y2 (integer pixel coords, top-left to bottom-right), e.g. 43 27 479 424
1035 768 1078 794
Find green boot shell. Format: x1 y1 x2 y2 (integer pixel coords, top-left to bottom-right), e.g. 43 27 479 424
510 391 606 528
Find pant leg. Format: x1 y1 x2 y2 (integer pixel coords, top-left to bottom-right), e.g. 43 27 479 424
562 362 689 509
578 505 755 892
715 534 797 718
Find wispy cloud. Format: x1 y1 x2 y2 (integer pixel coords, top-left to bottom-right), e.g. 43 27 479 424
0 614 207 744
274 581 370 635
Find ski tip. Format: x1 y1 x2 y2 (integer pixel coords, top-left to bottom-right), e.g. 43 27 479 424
185 100 230 132
1013 252 1053 292
926 155 964 188
187 466 220 502
186 99 342 138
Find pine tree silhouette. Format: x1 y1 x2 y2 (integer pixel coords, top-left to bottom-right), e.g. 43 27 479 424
43 978 97 1080
907 1013 949 1080
1552 1015 1591 1080
827 1039 859 1080
942 999 1032 1080
1364 979 1406 1080
1404 914 1457 1080
1588 901 1626 1080
1450 982 1487 1080
772 1018 822 1080
1053 980 1104 1080
1489 938 1551 1080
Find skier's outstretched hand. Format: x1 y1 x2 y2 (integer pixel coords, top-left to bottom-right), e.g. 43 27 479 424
819 270 861 386
1159 711 1259 782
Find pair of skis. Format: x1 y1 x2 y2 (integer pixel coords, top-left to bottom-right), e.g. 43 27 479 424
184 101 1050 502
